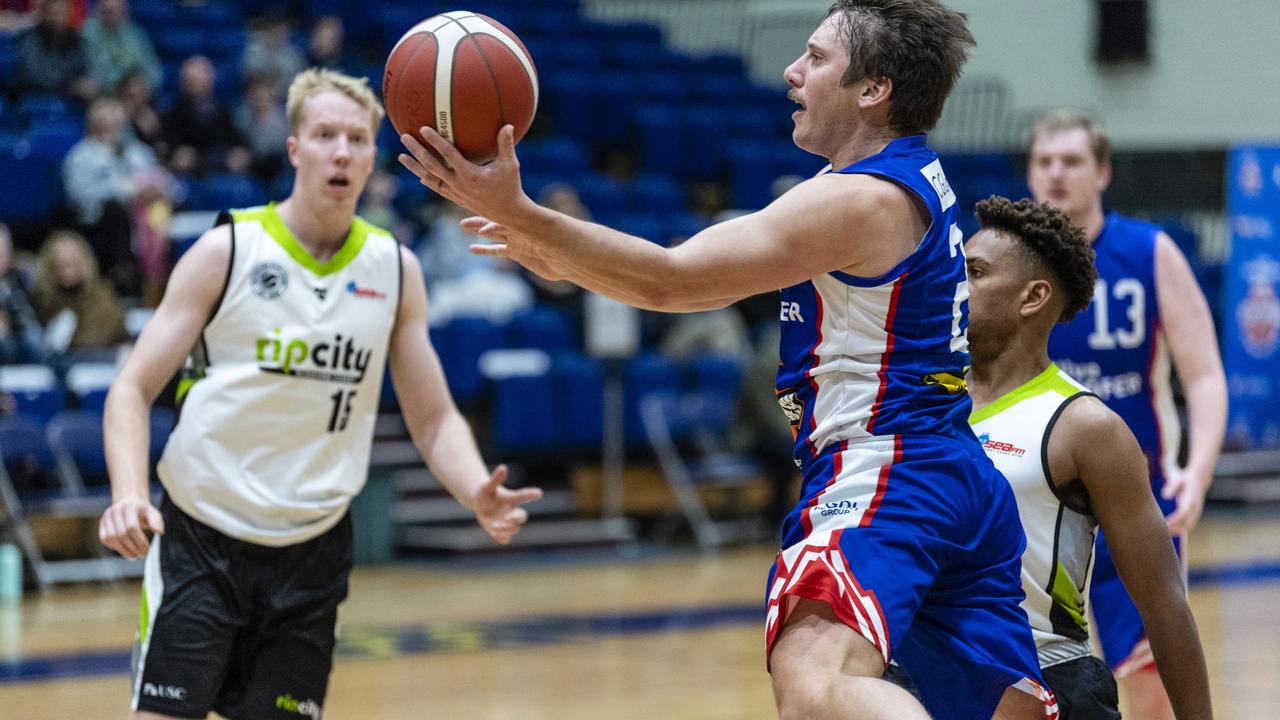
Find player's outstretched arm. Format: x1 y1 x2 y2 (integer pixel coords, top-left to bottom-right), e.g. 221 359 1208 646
100 226 231 559
399 125 919 313
1154 232 1227 534
1053 397 1213 720
388 248 542 544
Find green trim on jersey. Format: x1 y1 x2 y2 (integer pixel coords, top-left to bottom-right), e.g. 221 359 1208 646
232 203 377 277
138 585 150 639
1049 560 1089 634
969 363 1082 425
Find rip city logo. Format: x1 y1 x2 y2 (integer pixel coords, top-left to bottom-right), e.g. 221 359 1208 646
819 499 859 517
977 433 1026 457
256 327 373 384
347 280 386 300
142 683 188 701
275 693 322 719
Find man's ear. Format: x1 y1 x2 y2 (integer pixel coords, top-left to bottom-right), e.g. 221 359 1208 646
1020 279 1055 318
859 75 893 109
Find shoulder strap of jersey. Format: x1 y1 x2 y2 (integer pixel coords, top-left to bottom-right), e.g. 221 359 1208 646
1041 390 1100 514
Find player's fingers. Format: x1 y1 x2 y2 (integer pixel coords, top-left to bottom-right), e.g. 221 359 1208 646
459 216 494 233
507 507 530 526
1160 476 1182 500
485 464 510 490
506 487 543 507
497 124 517 163
469 243 508 257
417 126 465 171
145 505 165 536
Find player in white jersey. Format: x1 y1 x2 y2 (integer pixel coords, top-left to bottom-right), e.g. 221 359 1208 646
964 196 1211 719
97 69 542 720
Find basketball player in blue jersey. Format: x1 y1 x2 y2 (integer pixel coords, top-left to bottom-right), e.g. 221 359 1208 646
97 69 542 720
399 2 1058 718
949 196 1211 718
1028 110 1227 719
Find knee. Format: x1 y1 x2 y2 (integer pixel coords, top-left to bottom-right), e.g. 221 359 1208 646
773 676 829 720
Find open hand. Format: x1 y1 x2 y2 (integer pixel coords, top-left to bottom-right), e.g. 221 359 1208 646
397 125 535 226
460 216 565 281
99 497 165 559
1163 465 1211 535
471 464 543 545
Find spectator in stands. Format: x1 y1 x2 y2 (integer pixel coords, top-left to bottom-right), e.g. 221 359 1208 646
358 169 412 244
117 69 164 154
417 200 495 288
526 183 588 322
63 96 175 296
30 229 128 353
1 0 84 34
14 0 96 102
234 73 290 181
82 0 161 95
242 11 306 96
162 55 251 177
307 14 345 70
0 224 44 365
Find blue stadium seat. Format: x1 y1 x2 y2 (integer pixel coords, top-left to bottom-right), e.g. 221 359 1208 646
65 363 118 413
664 212 709 245
623 352 682 444
0 415 60 495
0 365 65 423
609 213 667 246
628 174 685 214
574 173 629 219
510 306 575 352
0 135 58 223
16 95 75 129
492 373 559 451
29 120 83 164
150 407 175 462
131 0 177 33
153 26 207 61
180 1 241 27
46 410 108 492
632 104 683 176
544 70 597 138
519 136 590 175
681 105 726 180
188 174 269 212
690 354 745 415
553 351 604 448
433 317 508 404
726 139 781 210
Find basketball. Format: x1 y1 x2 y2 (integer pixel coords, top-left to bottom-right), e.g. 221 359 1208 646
383 11 539 164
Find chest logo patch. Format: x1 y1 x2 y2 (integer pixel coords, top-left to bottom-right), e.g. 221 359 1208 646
251 262 289 300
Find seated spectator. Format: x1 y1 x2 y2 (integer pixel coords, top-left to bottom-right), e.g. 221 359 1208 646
62 96 175 296
416 200 495 288
242 11 305 96
0 224 44 365
162 55 250 176
14 0 96 102
82 0 161 95
1 0 84 34
117 69 164 154
307 15 344 70
31 229 129 354
235 74 290 181
357 169 412 244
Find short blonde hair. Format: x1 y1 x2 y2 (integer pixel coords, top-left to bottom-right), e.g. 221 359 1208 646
1030 109 1111 167
286 68 384 135
37 229 99 288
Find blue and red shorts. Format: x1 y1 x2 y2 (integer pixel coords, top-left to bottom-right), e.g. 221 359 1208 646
765 435 1057 720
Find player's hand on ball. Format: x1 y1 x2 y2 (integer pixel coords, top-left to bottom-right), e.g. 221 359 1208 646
472 464 543 545
398 124 536 226
99 497 165 559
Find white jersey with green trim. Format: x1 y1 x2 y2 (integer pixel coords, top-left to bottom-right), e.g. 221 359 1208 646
969 363 1098 668
158 202 402 546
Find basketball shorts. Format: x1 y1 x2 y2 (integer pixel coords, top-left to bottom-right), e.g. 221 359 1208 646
887 655 1116 720
1089 470 1185 676
765 436 1056 720
132 495 352 719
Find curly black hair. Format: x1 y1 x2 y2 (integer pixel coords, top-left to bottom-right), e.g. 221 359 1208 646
974 196 1097 322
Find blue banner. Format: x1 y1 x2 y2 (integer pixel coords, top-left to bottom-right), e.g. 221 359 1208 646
1224 146 1280 449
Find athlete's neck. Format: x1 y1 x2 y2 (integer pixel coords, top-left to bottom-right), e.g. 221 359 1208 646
275 196 355 263
967 333 1052 411
1073 202 1107 244
827 125 901 170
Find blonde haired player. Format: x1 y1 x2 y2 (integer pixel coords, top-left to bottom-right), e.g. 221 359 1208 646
98 68 542 720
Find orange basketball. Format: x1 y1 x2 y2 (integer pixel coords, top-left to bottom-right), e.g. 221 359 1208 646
383 11 539 164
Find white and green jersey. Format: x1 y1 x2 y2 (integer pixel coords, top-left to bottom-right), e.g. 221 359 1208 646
970 364 1097 668
158 202 402 547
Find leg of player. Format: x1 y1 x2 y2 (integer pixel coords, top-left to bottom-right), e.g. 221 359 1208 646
992 686 1051 719
1119 667 1175 720
770 599 930 720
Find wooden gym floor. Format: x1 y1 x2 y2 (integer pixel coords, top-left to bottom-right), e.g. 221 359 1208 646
2 507 1278 719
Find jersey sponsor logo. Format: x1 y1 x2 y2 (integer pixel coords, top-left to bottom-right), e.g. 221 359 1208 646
251 262 289 299
1238 257 1280 359
347 280 387 300
920 159 955 211
275 693 322 719
976 432 1026 457
1054 360 1143 400
779 301 804 322
922 371 967 394
256 327 373 384
819 499 860 517
142 682 188 701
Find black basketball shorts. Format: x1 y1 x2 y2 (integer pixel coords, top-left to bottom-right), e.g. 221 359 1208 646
131 495 353 719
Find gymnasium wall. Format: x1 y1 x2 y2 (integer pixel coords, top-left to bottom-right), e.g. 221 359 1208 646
583 0 1280 150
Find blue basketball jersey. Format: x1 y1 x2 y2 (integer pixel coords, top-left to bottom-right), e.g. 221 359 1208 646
775 135 971 463
1047 212 1177 476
